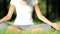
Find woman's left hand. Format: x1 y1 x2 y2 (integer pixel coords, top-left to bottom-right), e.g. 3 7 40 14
52 23 60 31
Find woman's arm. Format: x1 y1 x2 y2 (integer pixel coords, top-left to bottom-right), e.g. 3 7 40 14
34 4 60 31
34 4 53 26
0 4 15 23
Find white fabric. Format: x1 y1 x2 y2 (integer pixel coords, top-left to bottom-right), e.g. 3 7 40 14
10 0 38 25
31 0 38 6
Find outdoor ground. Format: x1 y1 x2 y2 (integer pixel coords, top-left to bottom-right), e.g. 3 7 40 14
0 20 60 34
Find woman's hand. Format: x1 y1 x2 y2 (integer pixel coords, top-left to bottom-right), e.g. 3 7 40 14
52 23 60 31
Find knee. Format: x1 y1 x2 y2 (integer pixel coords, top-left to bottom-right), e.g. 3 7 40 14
7 26 17 30
30 27 44 32
7 26 22 32
0 23 9 31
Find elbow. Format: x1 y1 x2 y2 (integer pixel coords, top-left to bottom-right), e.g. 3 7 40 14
37 14 43 19
6 15 12 20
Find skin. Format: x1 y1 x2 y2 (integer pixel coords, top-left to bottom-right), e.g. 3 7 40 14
0 1 60 32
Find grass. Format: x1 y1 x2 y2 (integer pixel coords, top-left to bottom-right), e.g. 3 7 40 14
0 29 60 34
0 21 60 34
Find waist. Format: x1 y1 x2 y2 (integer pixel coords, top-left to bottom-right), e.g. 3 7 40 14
14 18 34 25
14 21 34 25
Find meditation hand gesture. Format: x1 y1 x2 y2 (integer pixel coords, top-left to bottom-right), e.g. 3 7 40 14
52 23 60 31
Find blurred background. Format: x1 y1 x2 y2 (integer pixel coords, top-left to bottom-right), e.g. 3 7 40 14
0 0 60 24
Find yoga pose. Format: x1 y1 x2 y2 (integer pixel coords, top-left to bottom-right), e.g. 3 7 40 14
0 0 60 32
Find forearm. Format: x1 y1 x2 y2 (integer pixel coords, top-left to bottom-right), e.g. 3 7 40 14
34 4 53 26
38 14 53 26
34 4 60 31
0 15 10 23
0 4 14 23
36 8 53 26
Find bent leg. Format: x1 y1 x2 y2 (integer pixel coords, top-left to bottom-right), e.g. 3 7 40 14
30 27 44 32
36 24 51 31
26 24 51 32
7 25 22 33
0 23 22 33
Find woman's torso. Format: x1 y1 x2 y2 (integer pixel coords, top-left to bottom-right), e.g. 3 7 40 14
14 0 34 25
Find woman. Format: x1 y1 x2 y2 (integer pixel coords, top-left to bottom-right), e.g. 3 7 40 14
0 0 60 32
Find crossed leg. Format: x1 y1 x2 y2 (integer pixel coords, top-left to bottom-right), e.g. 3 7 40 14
7 25 43 32
0 23 51 33
7 26 22 33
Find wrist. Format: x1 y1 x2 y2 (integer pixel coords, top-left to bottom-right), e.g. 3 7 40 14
47 22 54 26
50 23 57 27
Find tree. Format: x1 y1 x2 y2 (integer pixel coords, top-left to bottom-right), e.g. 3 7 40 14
46 0 60 21
0 0 10 19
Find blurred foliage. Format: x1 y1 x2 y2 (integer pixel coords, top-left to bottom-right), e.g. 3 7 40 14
38 0 46 15
0 0 59 23
0 0 8 19
46 0 60 21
